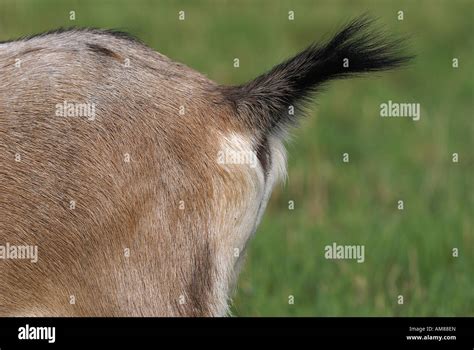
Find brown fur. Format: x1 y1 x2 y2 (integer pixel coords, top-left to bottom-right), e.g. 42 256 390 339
0 29 252 316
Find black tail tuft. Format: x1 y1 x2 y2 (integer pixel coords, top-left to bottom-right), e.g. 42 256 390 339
224 15 413 135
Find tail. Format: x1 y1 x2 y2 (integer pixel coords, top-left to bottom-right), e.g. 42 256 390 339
224 15 413 135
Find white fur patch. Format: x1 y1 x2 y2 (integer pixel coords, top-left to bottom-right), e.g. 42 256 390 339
254 135 287 229
213 132 287 315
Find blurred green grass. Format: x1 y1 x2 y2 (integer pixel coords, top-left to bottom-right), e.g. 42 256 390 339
1 0 472 316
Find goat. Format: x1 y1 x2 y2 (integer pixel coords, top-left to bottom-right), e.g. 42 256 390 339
0 16 410 316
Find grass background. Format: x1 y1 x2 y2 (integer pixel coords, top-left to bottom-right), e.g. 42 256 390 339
1 0 472 316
